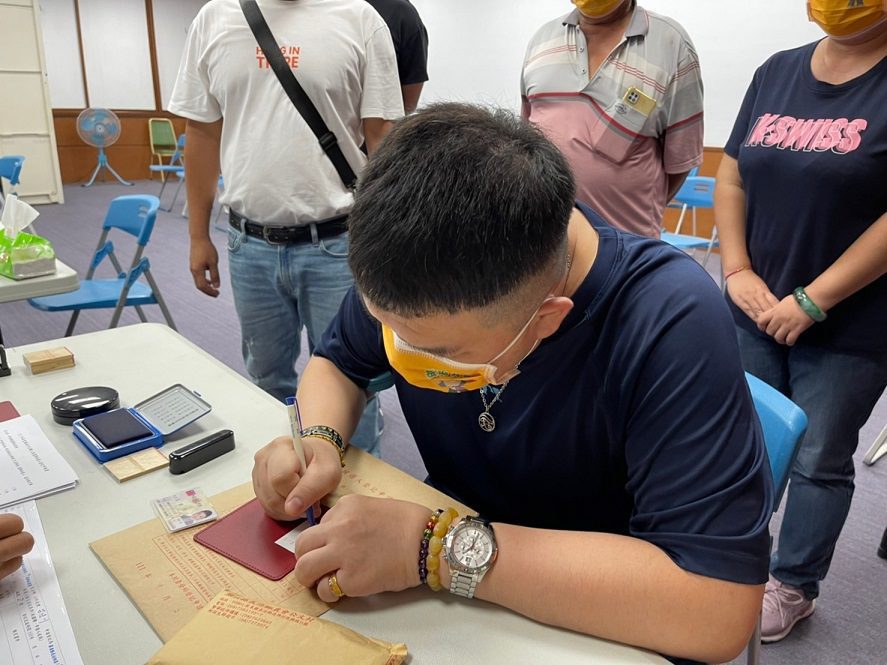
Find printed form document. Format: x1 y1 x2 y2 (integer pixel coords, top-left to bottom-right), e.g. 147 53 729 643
0 415 78 509
0 415 83 663
0 501 84 665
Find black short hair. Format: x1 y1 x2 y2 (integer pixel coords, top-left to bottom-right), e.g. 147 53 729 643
348 103 575 318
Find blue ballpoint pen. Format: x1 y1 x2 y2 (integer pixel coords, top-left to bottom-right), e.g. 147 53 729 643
285 396 316 526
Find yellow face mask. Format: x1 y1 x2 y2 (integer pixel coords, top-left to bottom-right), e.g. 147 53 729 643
572 0 628 18
807 0 886 38
381 306 543 393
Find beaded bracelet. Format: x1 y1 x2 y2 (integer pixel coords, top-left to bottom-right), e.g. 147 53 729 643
425 507 459 591
418 509 442 585
724 265 750 281
300 425 347 467
792 287 827 323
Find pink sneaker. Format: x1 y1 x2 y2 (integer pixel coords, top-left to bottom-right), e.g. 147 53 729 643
761 575 816 643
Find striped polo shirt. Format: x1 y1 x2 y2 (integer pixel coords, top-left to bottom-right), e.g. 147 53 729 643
521 6 703 237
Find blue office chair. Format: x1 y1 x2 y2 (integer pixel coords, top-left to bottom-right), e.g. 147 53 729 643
29 195 177 336
150 134 185 208
744 371 808 665
661 175 719 270
0 155 25 199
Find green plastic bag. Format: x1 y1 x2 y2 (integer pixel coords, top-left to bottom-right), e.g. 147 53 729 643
0 230 56 280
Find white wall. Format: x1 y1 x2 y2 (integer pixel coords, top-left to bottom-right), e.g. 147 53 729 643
153 0 206 109
411 0 824 146
35 0 825 144
78 0 155 109
37 0 85 109
38 0 205 110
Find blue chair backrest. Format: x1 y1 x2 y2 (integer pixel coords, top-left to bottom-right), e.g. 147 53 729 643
172 134 185 163
0 155 25 186
103 195 160 247
745 372 808 504
672 175 715 210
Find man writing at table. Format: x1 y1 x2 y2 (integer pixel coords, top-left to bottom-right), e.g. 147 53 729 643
252 103 773 664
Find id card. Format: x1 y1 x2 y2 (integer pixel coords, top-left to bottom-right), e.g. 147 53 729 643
152 488 218 532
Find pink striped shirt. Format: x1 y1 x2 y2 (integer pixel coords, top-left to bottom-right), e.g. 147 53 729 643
521 6 704 237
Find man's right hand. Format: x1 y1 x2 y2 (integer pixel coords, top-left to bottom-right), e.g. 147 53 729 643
189 237 221 297
726 269 779 324
0 514 34 580
252 435 343 522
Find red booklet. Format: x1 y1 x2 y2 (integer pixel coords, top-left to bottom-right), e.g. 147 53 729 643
194 497 307 581
0 401 20 422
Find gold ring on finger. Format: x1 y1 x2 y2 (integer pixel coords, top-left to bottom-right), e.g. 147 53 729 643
328 573 345 599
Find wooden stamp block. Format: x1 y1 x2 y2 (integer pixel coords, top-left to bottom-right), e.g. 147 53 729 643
22 347 76 374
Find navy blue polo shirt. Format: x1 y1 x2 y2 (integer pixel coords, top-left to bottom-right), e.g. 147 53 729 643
316 204 773 588
725 41 887 354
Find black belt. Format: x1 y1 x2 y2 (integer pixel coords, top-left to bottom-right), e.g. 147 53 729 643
229 210 348 245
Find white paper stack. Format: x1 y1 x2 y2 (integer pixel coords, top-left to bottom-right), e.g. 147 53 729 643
0 415 79 509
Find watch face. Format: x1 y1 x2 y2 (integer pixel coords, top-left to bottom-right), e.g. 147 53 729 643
450 523 494 571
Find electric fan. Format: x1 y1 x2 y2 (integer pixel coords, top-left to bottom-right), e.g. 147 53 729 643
76 108 133 187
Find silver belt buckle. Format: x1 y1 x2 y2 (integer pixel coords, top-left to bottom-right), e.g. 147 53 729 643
261 225 288 245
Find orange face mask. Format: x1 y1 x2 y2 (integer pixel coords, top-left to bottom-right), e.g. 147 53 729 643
572 0 628 18
381 303 546 393
807 0 886 39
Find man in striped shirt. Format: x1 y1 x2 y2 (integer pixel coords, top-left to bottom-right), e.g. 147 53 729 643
521 0 703 238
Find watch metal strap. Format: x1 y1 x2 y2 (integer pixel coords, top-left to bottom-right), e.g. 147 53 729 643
449 570 479 599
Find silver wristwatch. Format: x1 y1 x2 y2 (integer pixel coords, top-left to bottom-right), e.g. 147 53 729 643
442 516 498 598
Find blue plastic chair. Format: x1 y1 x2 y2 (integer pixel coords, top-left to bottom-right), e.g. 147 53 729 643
744 371 808 664
29 195 177 336
664 167 699 210
661 175 719 270
150 134 185 207
746 372 807 504
0 155 24 199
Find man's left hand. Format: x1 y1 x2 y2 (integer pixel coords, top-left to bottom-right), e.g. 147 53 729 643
294 495 431 602
757 295 815 346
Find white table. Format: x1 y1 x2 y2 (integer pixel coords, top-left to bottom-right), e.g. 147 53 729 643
2 324 665 665
0 259 79 304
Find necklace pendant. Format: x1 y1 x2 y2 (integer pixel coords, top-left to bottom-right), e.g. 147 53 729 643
478 411 496 432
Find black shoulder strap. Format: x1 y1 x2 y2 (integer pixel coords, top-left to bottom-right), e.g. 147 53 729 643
240 0 357 189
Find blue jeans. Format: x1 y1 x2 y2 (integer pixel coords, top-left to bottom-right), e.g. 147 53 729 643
227 224 381 456
737 327 887 599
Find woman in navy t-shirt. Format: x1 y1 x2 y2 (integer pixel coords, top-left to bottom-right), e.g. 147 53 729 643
715 0 887 645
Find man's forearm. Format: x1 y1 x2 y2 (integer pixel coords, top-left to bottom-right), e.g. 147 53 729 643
363 118 395 155
401 83 424 114
473 526 762 663
296 356 367 445
184 119 223 241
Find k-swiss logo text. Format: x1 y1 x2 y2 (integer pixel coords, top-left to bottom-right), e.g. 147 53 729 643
745 114 868 154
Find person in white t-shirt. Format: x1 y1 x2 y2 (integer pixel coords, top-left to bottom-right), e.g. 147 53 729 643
169 0 403 455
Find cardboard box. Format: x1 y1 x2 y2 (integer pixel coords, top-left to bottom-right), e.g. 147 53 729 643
23 347 75 374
